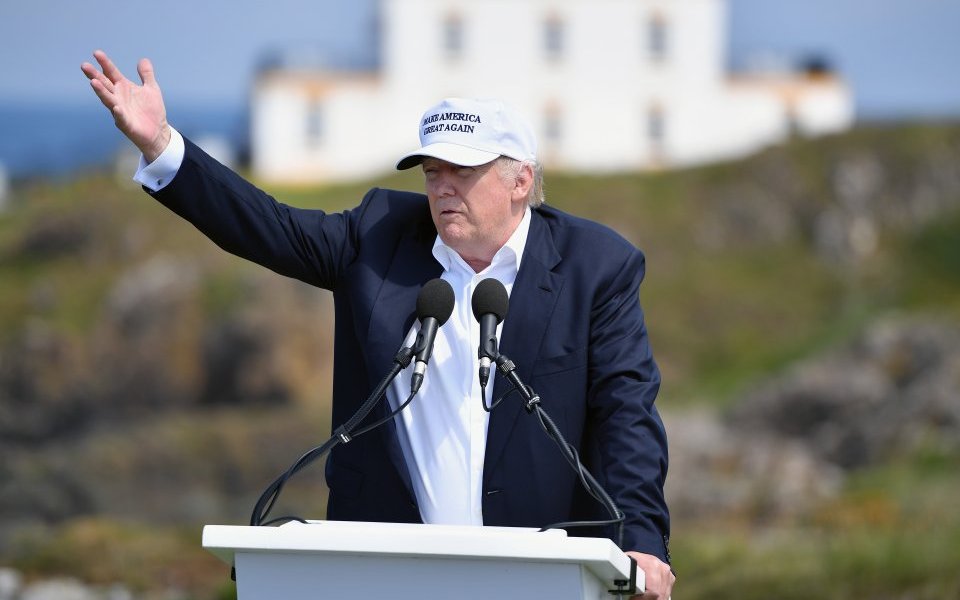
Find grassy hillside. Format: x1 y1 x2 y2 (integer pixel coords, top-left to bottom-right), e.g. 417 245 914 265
1 122 959 598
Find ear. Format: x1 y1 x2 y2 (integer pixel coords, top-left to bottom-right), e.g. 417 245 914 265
510 162 535 205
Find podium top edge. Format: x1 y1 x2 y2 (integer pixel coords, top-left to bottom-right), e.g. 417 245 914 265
202 521 634 584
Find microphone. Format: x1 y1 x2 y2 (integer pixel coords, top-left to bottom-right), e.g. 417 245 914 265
471 278 509 389
410 278 455 393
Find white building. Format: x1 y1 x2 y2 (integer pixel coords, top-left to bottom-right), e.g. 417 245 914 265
251 0 854 184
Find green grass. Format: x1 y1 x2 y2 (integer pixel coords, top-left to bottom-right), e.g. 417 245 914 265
894 211 960 313
673 454 960 600
8 518 233 598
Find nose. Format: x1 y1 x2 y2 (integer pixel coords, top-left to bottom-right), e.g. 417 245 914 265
433 172 457 198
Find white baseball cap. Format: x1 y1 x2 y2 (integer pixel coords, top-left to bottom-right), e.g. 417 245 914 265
396 97 538 170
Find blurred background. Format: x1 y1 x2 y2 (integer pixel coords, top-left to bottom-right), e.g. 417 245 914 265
1 1 959 598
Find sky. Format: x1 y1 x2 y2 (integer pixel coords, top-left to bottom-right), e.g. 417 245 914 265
1 0 958 118
728 0 960 119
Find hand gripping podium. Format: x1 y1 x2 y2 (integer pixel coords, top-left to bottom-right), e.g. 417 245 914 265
203 520 643 599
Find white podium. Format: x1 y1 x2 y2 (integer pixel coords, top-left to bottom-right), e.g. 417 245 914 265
203 520 643 599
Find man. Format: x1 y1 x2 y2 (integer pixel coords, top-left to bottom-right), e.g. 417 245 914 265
81 50 675 598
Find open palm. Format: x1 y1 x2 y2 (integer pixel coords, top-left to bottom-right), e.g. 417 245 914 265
81 50 170 162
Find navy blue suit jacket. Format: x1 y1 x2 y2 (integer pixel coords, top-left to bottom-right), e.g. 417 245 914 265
148 139 670 561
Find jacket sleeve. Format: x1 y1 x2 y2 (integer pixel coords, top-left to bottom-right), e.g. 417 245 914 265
145 136 373 290
586 245 670 562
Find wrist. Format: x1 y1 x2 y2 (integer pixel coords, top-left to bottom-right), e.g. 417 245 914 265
142 122 172 164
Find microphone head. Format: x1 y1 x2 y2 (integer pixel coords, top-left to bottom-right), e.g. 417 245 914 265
417 278 455 325
472 278 509 324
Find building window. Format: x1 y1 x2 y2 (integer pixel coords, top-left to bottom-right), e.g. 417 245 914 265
647 104 666 160
543 16 564 61
306 98 324 147
647 14 669 63
443 13 464 59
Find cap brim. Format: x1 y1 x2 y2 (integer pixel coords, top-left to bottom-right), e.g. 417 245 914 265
396 142 501 170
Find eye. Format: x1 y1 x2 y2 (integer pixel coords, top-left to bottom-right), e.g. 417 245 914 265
457 167 475 177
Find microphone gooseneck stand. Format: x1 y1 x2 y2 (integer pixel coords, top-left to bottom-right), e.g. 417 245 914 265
248 343 416 528
493 353 627 550
249 277 454 529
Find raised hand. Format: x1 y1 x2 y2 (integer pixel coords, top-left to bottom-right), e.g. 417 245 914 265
81 50 171 163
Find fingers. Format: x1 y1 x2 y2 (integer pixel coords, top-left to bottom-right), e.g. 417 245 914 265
137 58 157 87
87 77 117 111
625 552 675 600
93 49 125 84
80 61 103 84
81 61 116 95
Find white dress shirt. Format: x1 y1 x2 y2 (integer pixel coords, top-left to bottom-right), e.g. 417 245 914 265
389 209 530 525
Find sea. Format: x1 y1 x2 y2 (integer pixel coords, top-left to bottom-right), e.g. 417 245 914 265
0 102 247 180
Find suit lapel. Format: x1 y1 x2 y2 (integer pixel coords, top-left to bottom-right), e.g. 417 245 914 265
364 220 442 503
484 210 563 479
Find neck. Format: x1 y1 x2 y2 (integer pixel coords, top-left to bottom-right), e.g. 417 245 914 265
452 235 507 273
462 256 492 273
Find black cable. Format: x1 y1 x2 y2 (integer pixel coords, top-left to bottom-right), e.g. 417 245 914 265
532 405 602 502
531 402 625 547
539 517 624 533
250 430 344 527
479 381 519 412
351 390 418 438
249 345 416 526
260 515 310 527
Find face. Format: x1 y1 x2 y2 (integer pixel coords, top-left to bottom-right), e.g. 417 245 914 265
422 157 528 270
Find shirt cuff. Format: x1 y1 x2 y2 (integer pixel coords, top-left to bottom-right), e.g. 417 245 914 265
133 127 185 192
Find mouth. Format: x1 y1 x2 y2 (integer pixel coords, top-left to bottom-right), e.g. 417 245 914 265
436 204 463 217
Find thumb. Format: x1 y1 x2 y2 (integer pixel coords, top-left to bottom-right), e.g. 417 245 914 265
137 58 157 86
